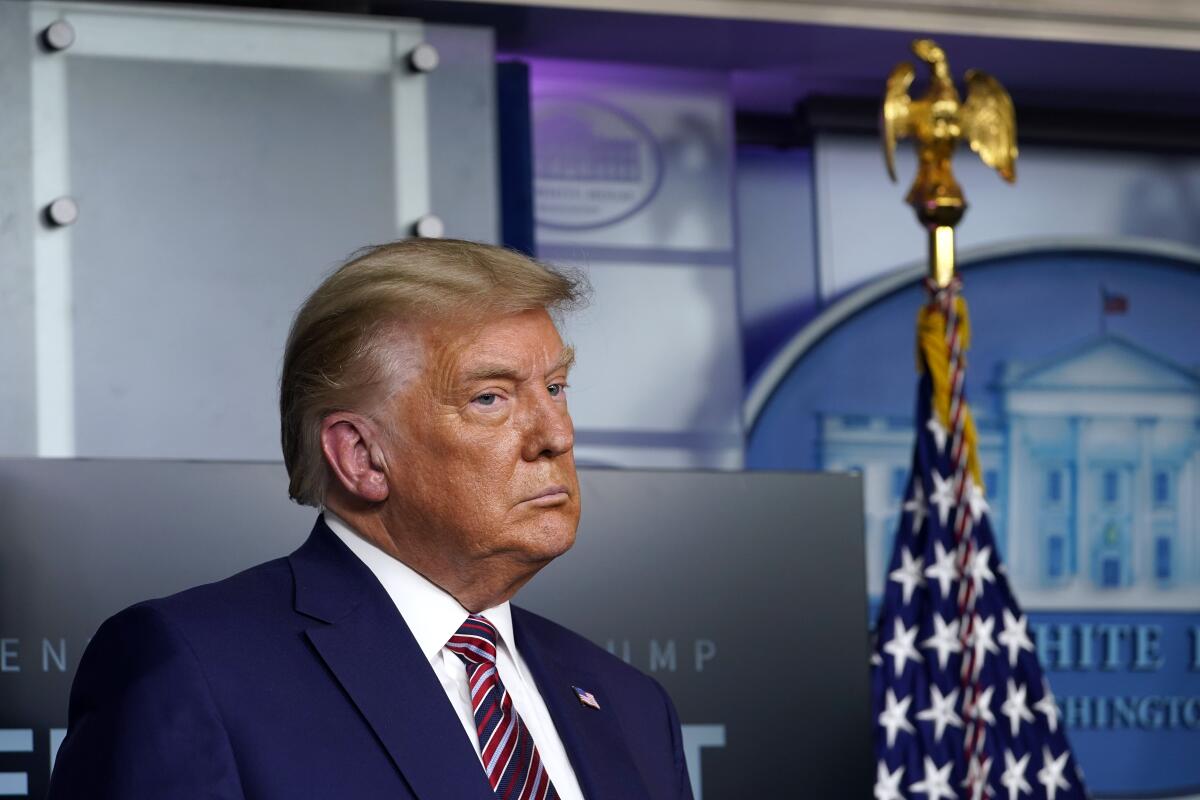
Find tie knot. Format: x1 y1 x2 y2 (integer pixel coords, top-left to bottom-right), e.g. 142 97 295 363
446 613 499 666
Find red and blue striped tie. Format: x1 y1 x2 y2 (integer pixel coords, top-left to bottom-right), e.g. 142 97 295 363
446 614 559 800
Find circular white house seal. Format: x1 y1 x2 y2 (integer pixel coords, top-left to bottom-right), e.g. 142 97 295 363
533 96 664 231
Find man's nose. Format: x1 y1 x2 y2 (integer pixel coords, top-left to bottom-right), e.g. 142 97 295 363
521 391 574 461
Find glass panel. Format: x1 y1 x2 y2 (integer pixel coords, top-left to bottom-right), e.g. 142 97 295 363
67 56 396 459
1155 537 1171 581
1047 535 1064 579
1101 556 1121 587
1102 469 1119 504
1153 470 1171 506
1046 468 1062 503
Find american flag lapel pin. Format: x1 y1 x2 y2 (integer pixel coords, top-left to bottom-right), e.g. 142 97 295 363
572 685 601 710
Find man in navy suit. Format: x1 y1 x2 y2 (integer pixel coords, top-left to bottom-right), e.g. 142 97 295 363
48 239 693 799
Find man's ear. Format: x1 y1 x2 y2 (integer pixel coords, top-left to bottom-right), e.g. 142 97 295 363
319 413 390 503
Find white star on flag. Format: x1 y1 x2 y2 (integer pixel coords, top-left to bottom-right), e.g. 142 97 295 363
910 756 956 800
874 761 905 800
927 414 949 453
889 547 926 605
998 608 1036 667
921 613 962 671
1035 679 1061 734
967 546 996 596
1037 747 1071 800
973 684 997 727
929 469 956 527
1001 678 1035 736
878 689 916 748
917 684 963 743
998 609 1036 666
924 540 958 599
970 613 1000 671
1000 750 1032 800
903 480 928 534
967 478 990 523
883 619 923 676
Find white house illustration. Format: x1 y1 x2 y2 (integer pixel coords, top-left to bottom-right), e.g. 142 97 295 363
823 334 1200 609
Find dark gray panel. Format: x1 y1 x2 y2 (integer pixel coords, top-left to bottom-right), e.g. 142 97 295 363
0 458 314 798
522 468 873 798
0 459 870 797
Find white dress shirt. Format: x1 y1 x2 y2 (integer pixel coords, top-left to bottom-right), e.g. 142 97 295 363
324 511 585 800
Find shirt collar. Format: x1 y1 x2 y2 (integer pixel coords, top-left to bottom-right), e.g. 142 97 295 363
322 510 515 663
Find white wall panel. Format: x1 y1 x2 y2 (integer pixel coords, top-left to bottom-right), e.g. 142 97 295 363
531 60 744 469
735 146 819 379
560 261 743 435
814 132 1200 299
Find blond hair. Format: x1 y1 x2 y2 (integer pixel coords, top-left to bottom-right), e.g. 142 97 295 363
280 238 584 507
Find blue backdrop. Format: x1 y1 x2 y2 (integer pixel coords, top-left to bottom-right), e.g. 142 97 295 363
747 245 1200 798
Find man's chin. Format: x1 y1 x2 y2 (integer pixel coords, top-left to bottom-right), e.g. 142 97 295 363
513 519 578 565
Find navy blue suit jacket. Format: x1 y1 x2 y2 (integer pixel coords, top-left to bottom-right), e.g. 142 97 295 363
48 518 693 799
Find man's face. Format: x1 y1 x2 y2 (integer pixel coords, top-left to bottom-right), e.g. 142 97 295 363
377 307 580 586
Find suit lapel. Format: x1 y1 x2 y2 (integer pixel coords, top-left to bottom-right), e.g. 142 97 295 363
290 520 494 800
514 610 652 800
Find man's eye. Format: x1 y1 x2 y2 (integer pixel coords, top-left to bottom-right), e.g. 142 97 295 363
474 393 498 406
547 383 567 397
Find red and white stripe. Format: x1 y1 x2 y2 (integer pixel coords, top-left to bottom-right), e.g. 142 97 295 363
931 278 990 799
446 615 558 800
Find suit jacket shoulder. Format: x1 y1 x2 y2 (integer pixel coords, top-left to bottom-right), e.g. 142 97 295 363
49 533 438 799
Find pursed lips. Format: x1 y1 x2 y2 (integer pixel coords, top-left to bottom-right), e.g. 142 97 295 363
519 485 571 506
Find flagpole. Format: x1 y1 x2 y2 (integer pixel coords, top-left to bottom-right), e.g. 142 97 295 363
880 38 1022 800
910 175 965 289
1099 284 1107 335
876 39 1088 800
929 225 957 288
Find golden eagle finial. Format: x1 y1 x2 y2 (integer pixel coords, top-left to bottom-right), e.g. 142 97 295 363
881 38 1017 287
882 38 1017 229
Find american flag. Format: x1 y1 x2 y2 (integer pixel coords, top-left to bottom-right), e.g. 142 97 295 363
871 278 1089 800
573 686 601 710
1100 286 1128 315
